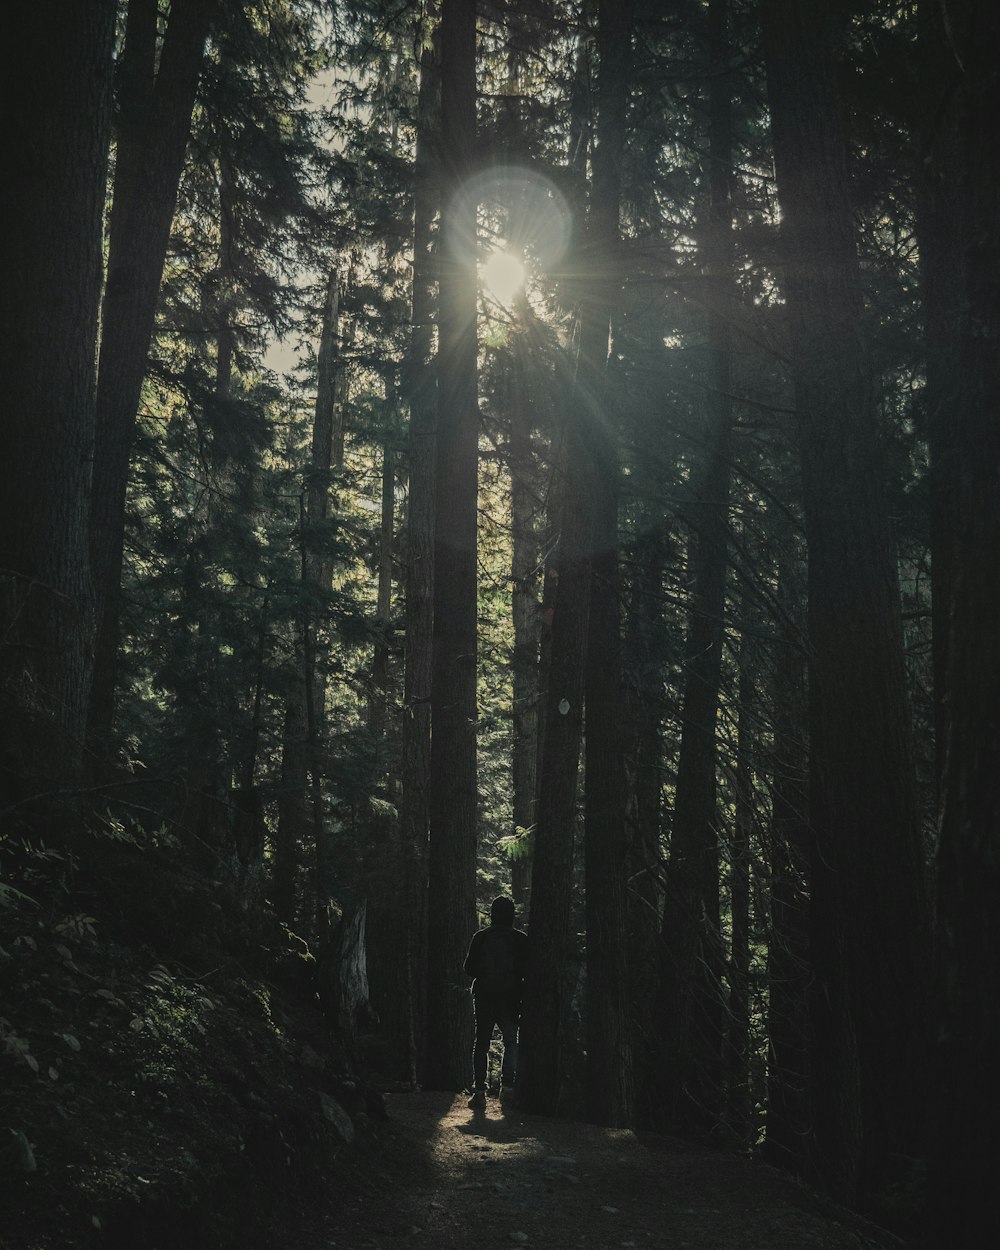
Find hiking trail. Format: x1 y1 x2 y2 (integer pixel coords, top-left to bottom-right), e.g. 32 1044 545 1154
290 1092 900 1250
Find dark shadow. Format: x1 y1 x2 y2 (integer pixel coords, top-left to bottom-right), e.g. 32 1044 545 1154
456 1097 529 1142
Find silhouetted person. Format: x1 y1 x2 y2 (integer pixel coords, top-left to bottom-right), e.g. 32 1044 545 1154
464 895 527 1106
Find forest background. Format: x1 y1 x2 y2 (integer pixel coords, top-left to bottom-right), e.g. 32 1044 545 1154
2 1 997 1247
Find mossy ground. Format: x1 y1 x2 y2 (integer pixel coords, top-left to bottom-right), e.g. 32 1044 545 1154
1 825 381 1250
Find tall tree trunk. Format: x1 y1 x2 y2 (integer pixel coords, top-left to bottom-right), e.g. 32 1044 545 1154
914 0 962 794
274 686 307 926
517 354 590 1116
308 270 342 598
369 442 395 744
299 495 330 940
215 156 237 399
654 0 734 1136
623 515 667 1129
423 0 479 1092
305 270 344 936
582 0 634 1130
926 4 1000 1245
516 23 598 1117
761 0 931 1204
365 439 402 1058
762 538 811 1173
397 23 440 1086
726 616 754 1148
273 272 343 931
509 334 541 914
1 0 115 801
88 0 215 750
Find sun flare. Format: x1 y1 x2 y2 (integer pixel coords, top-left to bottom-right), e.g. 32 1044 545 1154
481 249 526 304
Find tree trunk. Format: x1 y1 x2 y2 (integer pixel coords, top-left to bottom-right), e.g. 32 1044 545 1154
654 0 734 1136
369 443 395 744
914 0 962 794
516 21 601 1119
623 516 666 1130
726 618 754 1147
397 24 440 1087
305 271 344 938
762 539 811 1173
517 359 590 1116
762 0 931 1203
215 157 237 399
509 334 541 914
423 0 479 1092
0 0 115 801
926 4 1000 1244
365 439 402 1061
582 0 634 1130
88 0 216 750
274 684 307 926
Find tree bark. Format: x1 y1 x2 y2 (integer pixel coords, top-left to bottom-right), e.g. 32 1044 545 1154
423 0 479 1092
369 444 395 744
517 357 590 1116
926 4 1000 1244
623 516 666 1129
914 0 962 794
509 334 542 914
397 22 440 1087
1 0 115 801
726 620 754 1147
654 0 734 1137
88 0 216 749
517 21 600 1120
582 0 634 1130
273 679 307 926
273 271 343 931
762 0 931 1203
762 539 811 1173
305 271 344 936
365 439 402 1060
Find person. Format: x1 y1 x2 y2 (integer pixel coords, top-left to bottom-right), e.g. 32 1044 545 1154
463 895 528 1107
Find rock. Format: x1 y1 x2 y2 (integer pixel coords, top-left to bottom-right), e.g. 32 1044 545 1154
319 1091 355 1144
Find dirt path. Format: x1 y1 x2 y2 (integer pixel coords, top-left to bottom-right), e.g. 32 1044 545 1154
293 1092 900 1250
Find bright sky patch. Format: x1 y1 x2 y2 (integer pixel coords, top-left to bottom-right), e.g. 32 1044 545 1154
481 249 526 304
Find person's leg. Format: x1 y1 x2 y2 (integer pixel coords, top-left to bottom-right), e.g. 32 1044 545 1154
472 996 496 1091
497 1008 519 1088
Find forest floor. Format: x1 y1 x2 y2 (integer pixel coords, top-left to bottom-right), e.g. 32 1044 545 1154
286 1091 903 1250
1 830 908 1250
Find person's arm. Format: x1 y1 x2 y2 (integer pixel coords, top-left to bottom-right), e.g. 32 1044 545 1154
463 929 484 978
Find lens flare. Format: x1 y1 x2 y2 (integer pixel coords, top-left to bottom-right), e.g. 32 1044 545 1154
481 249 526 304
448 167 572 271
